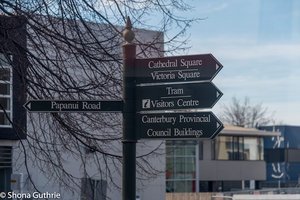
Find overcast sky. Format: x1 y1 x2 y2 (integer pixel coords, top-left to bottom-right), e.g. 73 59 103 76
182 0 300 125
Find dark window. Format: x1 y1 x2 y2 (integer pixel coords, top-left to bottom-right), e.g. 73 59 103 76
264 148 285 162
81 178 107 200
198 141 203 160
286 149 300 162
0 146 12 194
0 54 12 128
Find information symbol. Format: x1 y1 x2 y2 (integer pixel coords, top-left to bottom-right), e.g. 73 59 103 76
0 192 6 199
142 99 150 109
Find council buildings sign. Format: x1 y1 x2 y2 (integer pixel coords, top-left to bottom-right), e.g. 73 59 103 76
136 112 223 139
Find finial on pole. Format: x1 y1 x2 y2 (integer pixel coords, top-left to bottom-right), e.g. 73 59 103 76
123 16 135 43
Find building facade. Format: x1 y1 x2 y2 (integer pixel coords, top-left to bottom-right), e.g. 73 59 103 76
166 125 280 193
260 125 300 188
0 15 165 200
0 15 27 194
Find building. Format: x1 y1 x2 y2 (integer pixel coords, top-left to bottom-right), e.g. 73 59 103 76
166 125 280 193
0 15 27 194
260 125 300 188
0 15 165 200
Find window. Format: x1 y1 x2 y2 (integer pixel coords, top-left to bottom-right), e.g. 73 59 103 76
0 146 12 168
81 178 107 200
166 140 196 192
0 53 13 127
244 137 264 160
215 136 263 160
0 146 12 194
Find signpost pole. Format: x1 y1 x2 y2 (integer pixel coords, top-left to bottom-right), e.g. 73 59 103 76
122 17 137 200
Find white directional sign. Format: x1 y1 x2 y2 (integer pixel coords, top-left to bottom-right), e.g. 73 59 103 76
136 54 223 84
136 112 223 139
24 100 123 112
136 82 222 111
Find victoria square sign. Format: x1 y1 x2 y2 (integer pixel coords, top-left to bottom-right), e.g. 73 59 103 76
135 54 222 84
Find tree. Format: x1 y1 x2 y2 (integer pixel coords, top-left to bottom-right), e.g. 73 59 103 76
0 0 197 197
220 97 275 128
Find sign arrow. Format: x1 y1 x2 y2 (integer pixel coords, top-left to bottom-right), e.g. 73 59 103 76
24 100 123 112
136 54 223 84
136 82 222 112
136 112 224 139
25 102 31 110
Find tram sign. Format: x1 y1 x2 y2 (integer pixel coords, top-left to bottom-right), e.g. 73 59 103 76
135 54 223 84
136 112 223 140
136 82 222 111
24 100 123 112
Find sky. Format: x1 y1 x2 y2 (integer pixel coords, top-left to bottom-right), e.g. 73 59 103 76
180 0 300 125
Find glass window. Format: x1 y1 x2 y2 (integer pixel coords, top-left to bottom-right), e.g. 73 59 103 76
0 53 12 127
166 140 196 192
244 137 258 160
199 141 203 160
215 136 233 160
0 68 10 81
80 178 107 200
259 137 264 160
215 136 264 160
244 137 264 160
0 83 10 95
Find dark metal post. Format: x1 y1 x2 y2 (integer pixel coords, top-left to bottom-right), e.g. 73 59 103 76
122 17 137 200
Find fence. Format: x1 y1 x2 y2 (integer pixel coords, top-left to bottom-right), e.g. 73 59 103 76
166 193 226 200
166 188 300 200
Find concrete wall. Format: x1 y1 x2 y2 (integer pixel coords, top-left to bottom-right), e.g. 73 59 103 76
200 139 266 181
199 160 266 181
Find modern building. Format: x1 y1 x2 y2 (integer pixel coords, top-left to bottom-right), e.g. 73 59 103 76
0 15 165 200
260 125 300 188
166 125 280 193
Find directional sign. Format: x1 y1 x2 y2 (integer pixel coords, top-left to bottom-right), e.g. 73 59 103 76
135 54 223 84
136 82 222 112
24 100 123 112
136 112 223 139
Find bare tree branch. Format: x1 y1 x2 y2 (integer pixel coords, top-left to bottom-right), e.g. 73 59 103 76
220 97 275 128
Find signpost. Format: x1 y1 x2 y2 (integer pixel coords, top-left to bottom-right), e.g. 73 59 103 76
137 112 223 139
23 17 224 200
136 82 222 111
135 54 223 84
24 100 123 112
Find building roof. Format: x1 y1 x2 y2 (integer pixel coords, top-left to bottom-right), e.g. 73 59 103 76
220 125 280 137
